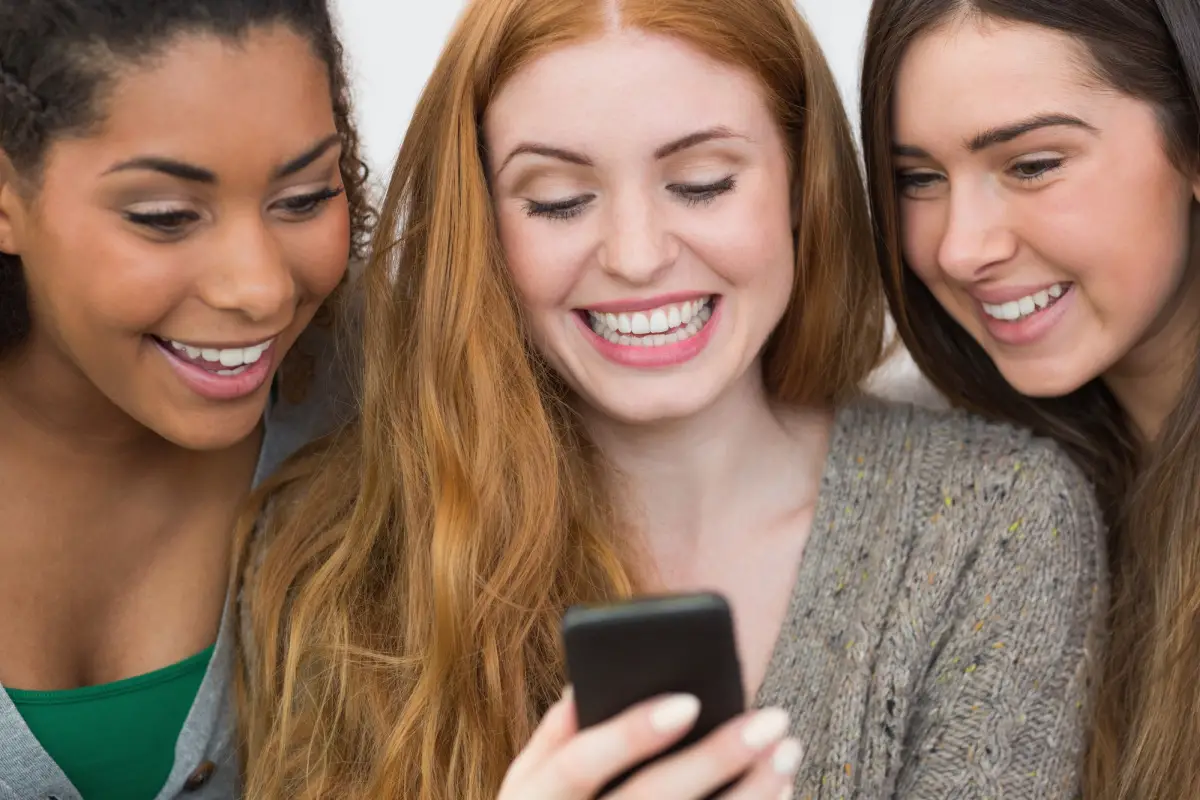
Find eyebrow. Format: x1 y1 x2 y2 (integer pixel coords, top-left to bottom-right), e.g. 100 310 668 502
892 113 1098 158
496 126 746 175
654 126 745 158
103 133 343 184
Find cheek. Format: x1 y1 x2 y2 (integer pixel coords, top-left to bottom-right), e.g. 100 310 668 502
689 170 794 292
496 206 589 313
1025 162 1191 319
899 200 946 286
23 207 192 335
280 202 352 300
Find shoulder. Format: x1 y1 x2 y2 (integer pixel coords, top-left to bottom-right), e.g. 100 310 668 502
839 396 1094 508
827 399 1108 797
835 397 1105 581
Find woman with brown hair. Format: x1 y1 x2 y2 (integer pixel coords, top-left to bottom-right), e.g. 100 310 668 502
861 0 1200 796
237 0 1106 797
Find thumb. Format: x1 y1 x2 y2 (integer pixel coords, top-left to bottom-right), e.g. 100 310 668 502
504 687 579 785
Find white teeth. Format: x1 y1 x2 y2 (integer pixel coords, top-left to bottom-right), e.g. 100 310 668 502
586 297 714 347
169 341 205 359
166 337 274 368
981 284 1068 322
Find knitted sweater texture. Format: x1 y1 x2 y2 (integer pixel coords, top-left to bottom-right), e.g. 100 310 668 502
760 399 1105 798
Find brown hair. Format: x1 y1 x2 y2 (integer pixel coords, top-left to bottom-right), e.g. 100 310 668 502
236 0 884 797
861 0 1200 796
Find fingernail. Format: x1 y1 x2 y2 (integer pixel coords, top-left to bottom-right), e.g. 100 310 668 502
560 685 574 704
778 787 794 800
742 708 790 749
773 738 803 775
650 694 701 733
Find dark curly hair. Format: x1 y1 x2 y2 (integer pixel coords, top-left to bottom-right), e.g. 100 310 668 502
0 0 374 356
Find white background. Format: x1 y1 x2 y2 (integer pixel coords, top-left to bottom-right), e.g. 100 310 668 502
329 0 936 403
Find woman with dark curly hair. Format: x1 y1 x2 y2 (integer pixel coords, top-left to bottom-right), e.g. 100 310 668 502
0 1 370 797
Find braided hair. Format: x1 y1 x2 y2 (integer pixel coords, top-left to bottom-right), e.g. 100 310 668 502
0 0 373 357
0 67 49 120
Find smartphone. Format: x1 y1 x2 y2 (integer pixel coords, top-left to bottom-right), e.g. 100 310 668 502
561 592 745 796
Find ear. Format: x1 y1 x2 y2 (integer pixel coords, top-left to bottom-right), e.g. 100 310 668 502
0 151 26 256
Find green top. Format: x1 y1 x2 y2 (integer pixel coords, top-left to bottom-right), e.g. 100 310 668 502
5 644 215 800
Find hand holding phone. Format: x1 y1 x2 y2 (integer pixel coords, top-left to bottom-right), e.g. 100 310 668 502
496 593 803 800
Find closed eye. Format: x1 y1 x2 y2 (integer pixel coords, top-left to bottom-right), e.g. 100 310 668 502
123 185 345 240
522 175 738 221
123 208 201 235
274 186 345 217
895 170 945 196
1009 157 1064 183
669 175 736 207
524 194 595 221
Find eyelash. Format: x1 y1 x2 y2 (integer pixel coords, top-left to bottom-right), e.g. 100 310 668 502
522 176 738 220
894 171 942 192
1009 157 1064 182
124 186 346 234
895 158 1065 194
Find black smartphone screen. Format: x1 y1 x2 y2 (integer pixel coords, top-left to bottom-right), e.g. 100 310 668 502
561 592 745 796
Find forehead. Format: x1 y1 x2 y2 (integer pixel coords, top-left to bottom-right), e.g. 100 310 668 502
484 30 773 155
49 25 335 180
893 17 1098 145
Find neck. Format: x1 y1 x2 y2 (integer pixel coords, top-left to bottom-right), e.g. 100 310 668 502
580 363 832 580
1104 213 1200 443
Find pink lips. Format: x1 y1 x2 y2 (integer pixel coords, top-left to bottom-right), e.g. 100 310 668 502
578 298 721 368
976 284 1074 347
585 291 712 314
152 336 276 401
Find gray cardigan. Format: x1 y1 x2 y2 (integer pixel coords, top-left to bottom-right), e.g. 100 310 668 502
0 323 349 800
237 399 1107 798
757 400 1106 797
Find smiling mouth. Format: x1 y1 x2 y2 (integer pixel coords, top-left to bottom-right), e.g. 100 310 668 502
979 283 1071 322
151 335 275 375
582 296 715 347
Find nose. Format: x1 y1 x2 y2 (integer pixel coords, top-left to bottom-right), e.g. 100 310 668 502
937 181 1018 280
597 187 679 285
197 214 295 323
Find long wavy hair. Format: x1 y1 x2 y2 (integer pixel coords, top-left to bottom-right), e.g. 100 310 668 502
236 1 884 797
862 1 1200 796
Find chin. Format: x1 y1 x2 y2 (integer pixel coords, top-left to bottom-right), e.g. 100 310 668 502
150 408 265 452
996 363 1092 399
584 387 718 426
